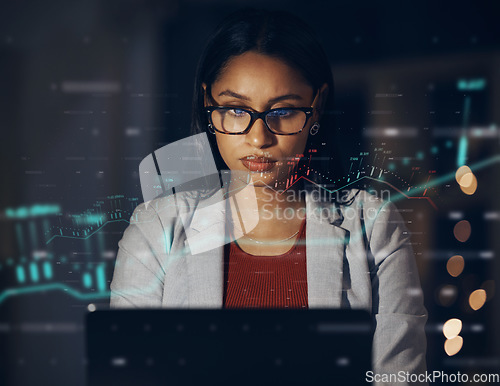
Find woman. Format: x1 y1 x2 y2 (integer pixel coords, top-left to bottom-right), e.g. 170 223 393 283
110 8 427 381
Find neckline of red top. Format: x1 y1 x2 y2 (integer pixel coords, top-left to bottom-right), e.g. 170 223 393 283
231 217 306 258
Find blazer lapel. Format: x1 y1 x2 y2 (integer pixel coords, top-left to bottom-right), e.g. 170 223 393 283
305 194 348 308
183 190 226 308
185 245 224 308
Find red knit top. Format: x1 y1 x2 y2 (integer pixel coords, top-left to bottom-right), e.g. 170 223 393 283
223 219 308 308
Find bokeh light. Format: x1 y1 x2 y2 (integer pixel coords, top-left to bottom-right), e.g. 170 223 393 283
469 289 487 311
460 174 478 195
455 165 477 195
453 220 471 242
455 165 471 184
446 255 465 277
443 318 462 339
444 336 463 356
459 172 474 187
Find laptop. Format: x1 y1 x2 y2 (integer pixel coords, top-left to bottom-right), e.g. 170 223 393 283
86 309 372 386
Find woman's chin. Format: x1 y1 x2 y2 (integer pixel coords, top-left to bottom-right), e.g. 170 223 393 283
227 168 290 190
249 173 289 189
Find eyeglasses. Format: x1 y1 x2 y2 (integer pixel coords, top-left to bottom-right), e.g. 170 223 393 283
205 91 319 135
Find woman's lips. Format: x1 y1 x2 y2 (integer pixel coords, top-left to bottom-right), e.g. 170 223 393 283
240 157 276 172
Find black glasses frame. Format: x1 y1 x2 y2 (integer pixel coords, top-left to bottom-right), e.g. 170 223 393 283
205 106 314 136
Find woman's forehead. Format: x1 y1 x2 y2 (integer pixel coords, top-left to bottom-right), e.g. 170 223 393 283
212 51 313 99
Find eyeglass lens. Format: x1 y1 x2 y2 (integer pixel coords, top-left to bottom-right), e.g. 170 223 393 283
211 108 307 134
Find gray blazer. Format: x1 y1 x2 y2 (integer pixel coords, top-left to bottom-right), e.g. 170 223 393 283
110 188 427 384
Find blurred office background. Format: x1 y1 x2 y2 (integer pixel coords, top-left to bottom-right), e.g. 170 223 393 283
1 0 499 384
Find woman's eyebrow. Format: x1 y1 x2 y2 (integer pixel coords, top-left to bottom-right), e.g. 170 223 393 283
218 90 304 103
218 90 250 100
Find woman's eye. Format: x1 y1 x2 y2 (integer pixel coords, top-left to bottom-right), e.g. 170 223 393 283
227 108 247 117
268 109 293 118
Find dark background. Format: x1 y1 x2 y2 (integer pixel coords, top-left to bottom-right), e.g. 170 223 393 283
1 0 499 384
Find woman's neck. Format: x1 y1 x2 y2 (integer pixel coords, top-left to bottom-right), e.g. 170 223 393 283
225 178 306 255
227 178 305 233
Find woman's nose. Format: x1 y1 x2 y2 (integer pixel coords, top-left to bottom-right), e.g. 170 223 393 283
244 118 274 148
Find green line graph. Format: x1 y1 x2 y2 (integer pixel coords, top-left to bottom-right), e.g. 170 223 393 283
0 283 110 305
45 218 130 245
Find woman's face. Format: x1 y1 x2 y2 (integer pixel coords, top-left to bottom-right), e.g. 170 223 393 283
204 51 326 188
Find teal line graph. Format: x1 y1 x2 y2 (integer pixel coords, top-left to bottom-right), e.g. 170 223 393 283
0 283 110 305
45 218 130 245
37 195 140 245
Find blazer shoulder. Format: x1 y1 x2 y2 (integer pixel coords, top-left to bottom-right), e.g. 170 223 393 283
134 189 210 224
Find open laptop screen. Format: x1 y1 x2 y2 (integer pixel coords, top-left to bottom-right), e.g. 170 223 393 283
87 309 372 386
